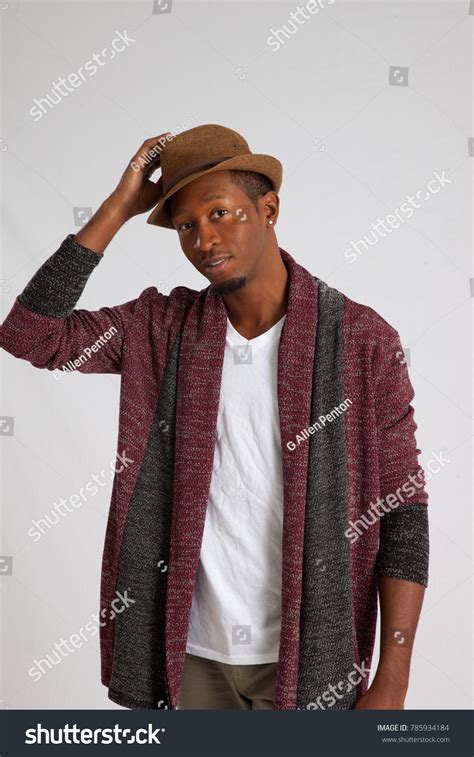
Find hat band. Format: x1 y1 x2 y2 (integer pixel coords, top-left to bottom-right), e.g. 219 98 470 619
165 155 238 194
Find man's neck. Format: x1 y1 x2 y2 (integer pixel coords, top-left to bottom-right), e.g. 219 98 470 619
222 246 289 340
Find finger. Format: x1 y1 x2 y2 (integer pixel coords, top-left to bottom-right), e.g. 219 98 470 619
133 136 171 173
131 148 162 176
136 132 171 148
143 175 164 207
144 132 172 144
137 133 173 156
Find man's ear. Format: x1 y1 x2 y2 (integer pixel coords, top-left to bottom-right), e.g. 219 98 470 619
261 191 279 221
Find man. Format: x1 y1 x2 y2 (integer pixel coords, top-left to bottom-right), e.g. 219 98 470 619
0 124 429 711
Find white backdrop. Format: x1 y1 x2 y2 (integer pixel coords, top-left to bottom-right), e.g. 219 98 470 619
0 0 472 710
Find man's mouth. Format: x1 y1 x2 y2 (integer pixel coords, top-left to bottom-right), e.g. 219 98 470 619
202 256 231 274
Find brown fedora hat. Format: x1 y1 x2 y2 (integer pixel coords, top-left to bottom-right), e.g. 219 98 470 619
146 123 283 229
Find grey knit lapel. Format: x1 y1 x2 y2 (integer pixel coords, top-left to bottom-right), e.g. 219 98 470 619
108 331 181 709
296 278 356 710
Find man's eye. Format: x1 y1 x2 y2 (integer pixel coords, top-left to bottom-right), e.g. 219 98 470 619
178 222 192 231
212 209 228 219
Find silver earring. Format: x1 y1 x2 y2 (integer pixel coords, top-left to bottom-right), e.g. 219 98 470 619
268 220 273 226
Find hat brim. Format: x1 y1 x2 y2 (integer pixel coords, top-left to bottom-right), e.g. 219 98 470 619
146 153 282 230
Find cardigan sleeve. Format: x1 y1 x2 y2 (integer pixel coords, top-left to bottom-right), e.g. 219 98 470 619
0 234 141 375
372 321 430 587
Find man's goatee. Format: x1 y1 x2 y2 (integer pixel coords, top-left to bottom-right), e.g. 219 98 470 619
210 276 248 297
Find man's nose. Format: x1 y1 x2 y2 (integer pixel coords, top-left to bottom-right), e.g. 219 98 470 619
193 221 220 252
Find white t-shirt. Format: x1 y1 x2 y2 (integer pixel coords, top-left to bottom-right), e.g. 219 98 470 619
186 313 287 664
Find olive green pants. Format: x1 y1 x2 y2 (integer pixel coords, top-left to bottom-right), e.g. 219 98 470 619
176 652 278 710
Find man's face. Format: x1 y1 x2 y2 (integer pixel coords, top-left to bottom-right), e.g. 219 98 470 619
169 171 277 296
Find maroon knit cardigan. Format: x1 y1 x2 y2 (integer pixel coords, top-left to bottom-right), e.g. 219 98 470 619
0 234 429 710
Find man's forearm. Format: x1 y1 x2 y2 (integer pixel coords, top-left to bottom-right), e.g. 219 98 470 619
375 575 425 695
354 576 425 709
74 196 129 254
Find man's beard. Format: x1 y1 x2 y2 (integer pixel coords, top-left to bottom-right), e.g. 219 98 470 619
209 275 248 297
